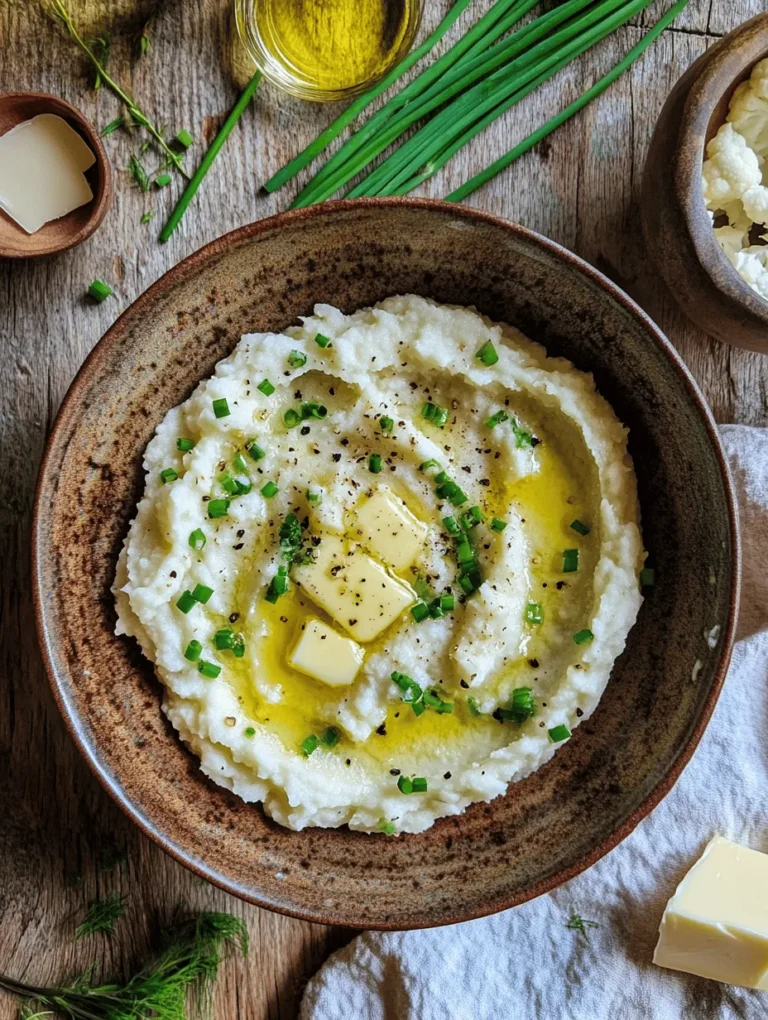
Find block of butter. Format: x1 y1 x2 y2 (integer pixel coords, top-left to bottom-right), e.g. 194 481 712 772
653 835 768 990
288 617 364 687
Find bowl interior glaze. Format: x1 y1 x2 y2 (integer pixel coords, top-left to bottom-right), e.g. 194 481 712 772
33 200 738 930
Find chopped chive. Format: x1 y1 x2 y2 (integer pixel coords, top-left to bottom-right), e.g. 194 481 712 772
420 459 440 473
320 727 340 748
177 437 195 452
257 379 275 396
486 409 509 429
140 211 153 225
397 775 413 794
562 549 579 573
421 401 449 428
283 408 301 428
438 593 455 611
198 660 221 679
288 349 307 368
379 820 396 835
301 402 327 420
313 333 331 348
155 172 171 188
88 279 112 302
271 571 289 595
184 640 202 662
507 686 536 724
570 519 590 536
511 416 533 449
412 777 428 793
212 398 230 419
549 724 571 743
411 602 429 623
467 696 481 717
443 515 460 536
174 128 194 149
176 590 197 614
411 699 426 716
458 574 475 595
455 536 474 565
244 726 256 737
450 486 468 507
261 480 278 498
391 670 423 707
640 567 655 587
459 505 485 530
232 633 246 658
214 628 235 650
476 340 499 366
159 468 178 484
490 518 507 532
188 528 206 551
573 629 594 645
525 602 543 625
191 583 213 604
369 453 382 473
301 734 320 757
207 498 230 519
380 415 394 434
232 452 249 473
307 487 322 504
424 689 452 713
220 473 240 496
245 438 266 461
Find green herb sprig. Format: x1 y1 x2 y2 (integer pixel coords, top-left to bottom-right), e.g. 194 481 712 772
566 911 599 940
75 893 127 939
3 911 248 1019
44 0 189 180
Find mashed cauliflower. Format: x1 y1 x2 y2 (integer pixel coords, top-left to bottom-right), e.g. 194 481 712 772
114 296 644 834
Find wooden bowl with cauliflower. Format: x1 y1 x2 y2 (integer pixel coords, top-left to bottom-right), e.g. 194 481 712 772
641 13 768 353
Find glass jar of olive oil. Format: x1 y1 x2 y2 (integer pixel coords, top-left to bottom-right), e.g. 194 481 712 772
235 0 424 102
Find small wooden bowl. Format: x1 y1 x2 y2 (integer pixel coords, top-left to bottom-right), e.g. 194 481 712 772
0 92 112 259
641 14 768 353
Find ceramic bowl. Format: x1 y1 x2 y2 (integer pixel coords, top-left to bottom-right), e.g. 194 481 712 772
0 92 111 259
641 14 768 353
33 199 739 930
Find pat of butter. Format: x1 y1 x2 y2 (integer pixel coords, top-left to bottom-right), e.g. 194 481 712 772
353 487 428 570
653 835 768 990
288 618 364 687
292 535 415 642
0 114 95 234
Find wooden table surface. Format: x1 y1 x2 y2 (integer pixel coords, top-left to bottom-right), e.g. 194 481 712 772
1 1 765 1017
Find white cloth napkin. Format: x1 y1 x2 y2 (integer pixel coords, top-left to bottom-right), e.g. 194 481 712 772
301 425 768 1020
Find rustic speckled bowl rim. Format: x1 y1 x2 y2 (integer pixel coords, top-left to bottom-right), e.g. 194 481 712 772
32 198 741 929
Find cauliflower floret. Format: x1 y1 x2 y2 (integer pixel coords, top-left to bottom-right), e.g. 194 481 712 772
702 123 761 209
742 184 768 225
728 58 768 165
729 245 768 300
715 222 749 259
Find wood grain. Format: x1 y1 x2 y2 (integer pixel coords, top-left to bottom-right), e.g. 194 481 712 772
0 1 765 1018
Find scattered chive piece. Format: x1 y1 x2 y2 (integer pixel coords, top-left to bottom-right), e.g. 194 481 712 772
301 734 320 757
507 686 536 724
511 416 533 448
212 398 230 419
424 688 453 713
101 115 124 136
301 402 327 420
245 439 266 461
176 590 196 614
450 486 468 507
313 333 331 348
563 548 579 573
369 453 382 473
412 777 428 793
420 459 440 473
220 473 240 496
476 339 499 366
208 498 230 519
438 593 455 611
198 660 221 679
549 724 571 743
443 515 460 536
525 602 543 625
191 583 213 604
379 820 396 835
640 567 655 587
155 172 172 188
214 628 235 650
189 528 206 551
288 349 307 368
411 699 426 717
397 776 413 794
257 379 275 396
232 634 245 658
175 128 194 149
184 640 202 662
490 517 507 532
271 571 289 595
232 452 249 473
411 602 429 623
570 519 590 536
307 487 322 504
380 415 394 434
140 211 153 225
467 696 481 717
573 629 594 645
261 480 278 498
421 401 449 428
320 727 340 748
459 505 485 530
458 575 475 595
88 279 112 302
283 408 301 428
391 670 424 709
486 409 509 429
159 468 178 484
244 726 256 737
177 437 195 452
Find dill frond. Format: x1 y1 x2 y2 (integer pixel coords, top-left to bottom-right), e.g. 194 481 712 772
75 892 127 939
565 911 600 940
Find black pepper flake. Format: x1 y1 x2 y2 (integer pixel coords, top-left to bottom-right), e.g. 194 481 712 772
528 658 539 668
230 612 240 623
479 478 490 486
376 724 387 736
233 542 244 550
460 679 469 689
576 708 584 717
300 425 310 435
340 438 349 446
345 758 351 766
390 768 400 776
332 453 342 463
443 771 452 780
556 581 566 590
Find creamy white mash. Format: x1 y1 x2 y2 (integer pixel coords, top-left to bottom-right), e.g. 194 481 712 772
114 295 645 834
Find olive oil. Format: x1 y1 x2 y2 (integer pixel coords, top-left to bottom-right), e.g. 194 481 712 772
236 0 423 101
